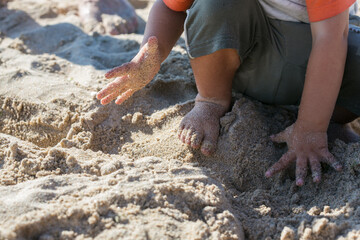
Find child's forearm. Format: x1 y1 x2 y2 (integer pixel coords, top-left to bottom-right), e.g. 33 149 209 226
265 9 349 186
141 0 186 62
297 10 349 132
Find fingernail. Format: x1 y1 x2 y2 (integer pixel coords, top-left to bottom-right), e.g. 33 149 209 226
265 171 271 178
105 71 114 77
313 176 321 183
333 163 343 171
296 179 304 186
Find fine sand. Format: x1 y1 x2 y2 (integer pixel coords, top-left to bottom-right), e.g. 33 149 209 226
1 1 360 239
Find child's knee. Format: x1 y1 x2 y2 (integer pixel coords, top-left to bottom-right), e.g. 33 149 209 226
185 0 261 59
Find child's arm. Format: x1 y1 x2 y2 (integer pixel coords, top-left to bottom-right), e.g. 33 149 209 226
266 9 349 186
141 0 187 61
97 0 186 105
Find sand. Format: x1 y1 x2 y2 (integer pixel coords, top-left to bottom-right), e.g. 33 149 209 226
1 0 360 239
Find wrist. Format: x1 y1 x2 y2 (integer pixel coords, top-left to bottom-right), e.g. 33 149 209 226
294 118 328 133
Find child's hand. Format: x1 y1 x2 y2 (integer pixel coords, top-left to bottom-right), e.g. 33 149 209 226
96 36 161 105
265 123 342 186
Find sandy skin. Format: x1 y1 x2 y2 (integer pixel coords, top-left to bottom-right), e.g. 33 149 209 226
96 35 228 156
97 36 160 105
178 95 229 156
78 0 138 35
97 29 358 188
265 123 343 186
97 35 357 175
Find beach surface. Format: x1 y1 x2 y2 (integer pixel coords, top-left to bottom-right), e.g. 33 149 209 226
1 1 360 239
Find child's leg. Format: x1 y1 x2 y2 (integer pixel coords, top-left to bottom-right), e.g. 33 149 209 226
332 106 358 124
178 0 269 155
190 49 240 106
328 105 359 143
178 49 240 156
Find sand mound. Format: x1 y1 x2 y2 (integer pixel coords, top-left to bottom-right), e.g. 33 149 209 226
1 0 360 239
0 133 243 239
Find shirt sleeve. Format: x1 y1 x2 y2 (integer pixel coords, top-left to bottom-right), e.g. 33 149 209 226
306 0 356 22
163 0 194 12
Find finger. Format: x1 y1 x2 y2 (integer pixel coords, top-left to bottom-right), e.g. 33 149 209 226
270 131 288 143
309 154 322 183
320 149 342 171
115 89 135 105
105 62 135 79
265 151 295 178
97 76 128 100
100 90 121 105
296 156 308 186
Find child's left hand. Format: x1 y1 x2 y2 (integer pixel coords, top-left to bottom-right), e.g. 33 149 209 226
265 122 342 186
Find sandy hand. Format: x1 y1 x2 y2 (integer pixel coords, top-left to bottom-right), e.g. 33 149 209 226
97 36 160 105
265 123 342 186
178 95 229 156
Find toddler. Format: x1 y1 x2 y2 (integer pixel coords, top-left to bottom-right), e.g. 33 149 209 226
97 0 360 186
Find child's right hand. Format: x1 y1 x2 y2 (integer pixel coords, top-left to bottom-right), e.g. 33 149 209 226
96 36 161 105
265 122 342 186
